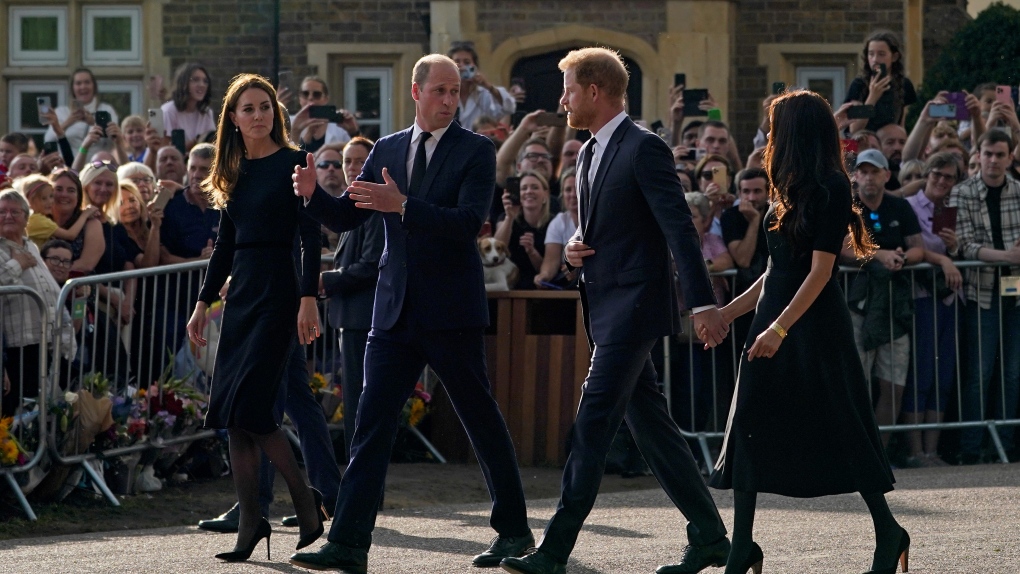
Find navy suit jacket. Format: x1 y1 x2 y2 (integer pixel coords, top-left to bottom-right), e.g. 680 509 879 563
306 121 493 331
321 211 384 331
573 117 716 345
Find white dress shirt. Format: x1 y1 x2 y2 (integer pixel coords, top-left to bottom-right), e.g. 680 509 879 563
406 121 451 187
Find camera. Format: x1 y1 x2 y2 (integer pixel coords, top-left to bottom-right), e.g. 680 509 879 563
460 65 476 81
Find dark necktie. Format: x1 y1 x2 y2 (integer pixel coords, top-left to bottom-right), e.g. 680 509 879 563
409 132 432 197
578 140 594 228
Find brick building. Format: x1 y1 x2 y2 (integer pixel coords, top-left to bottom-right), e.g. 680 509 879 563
2 0 972 151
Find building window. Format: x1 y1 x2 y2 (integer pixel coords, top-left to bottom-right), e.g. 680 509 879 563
9 81 67 145
9 7 68 66
98 81 143 123
795 67 847 107
83 6 143 66
344 67 392 140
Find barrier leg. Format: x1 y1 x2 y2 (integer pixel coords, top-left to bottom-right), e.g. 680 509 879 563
697 434 713 471
3 473 38 521
404 425 446 464
80 459 120 506
283 425 300 450
986 421 1010 464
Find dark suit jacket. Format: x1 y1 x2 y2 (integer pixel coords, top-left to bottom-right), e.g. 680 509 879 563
573 117 716 345
321 211 384 330
306 120 493 331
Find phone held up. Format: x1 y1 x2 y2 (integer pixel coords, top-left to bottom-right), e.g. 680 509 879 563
533 112 567 128
683 89 709 117
928 103 957 119
846 104 877 120
876 63 888 79
171 129 186 155
309 104 341 122
148 108 166 136
505 176 522 206
94 111 112 134
674 73 686 88
36 96 52 125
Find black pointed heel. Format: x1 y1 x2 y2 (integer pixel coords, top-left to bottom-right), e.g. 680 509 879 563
296 487 326 550
862 527 910 574
734 541 763 574
215 517 271 562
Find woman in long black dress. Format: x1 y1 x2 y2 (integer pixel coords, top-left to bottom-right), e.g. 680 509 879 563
708 91 909 574
186 74 325 562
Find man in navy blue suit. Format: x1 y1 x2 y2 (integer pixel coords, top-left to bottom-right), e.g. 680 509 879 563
289 54 532 573
501 48 732 574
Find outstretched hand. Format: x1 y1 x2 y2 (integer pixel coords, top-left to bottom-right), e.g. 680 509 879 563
347 167 406 213
293 153 317 198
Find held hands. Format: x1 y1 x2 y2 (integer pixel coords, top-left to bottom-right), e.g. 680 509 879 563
693 307 729 349
297 297 321 345
348 167 405 213
564 239 594 268
187 302 210 347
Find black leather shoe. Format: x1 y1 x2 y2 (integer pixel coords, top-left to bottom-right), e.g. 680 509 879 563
198 503 240 533
290 541 368 573
282 503 332 527
656 537 731 574
500 550 566 574
473 532 536 567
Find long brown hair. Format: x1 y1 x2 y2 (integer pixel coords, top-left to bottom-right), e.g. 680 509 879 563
764 90 874 259
171 62 212 113
857 30 906 124
203 74 295 208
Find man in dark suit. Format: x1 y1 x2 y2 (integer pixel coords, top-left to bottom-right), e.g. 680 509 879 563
289 54 533 573
501 48 732 574
320 206 383 459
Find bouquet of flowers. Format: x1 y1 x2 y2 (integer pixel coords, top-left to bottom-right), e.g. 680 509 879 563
0 417 28 467
400 382 432 428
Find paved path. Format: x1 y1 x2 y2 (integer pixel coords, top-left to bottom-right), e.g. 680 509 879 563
1 464 1017 573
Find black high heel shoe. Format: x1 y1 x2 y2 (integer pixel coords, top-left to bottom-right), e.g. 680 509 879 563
215 517 271 562
730 541 763 574
296 487 326 550
862 527 910 574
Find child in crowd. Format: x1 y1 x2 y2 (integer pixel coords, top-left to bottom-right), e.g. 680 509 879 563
15 174 97 249
845 30 917 132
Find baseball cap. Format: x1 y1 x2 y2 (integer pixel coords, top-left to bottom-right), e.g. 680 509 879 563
855 149 889 171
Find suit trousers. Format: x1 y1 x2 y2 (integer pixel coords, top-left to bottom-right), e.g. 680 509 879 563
339 328 369 460
539 337 727 563
257 338 342 514
327 312 529 548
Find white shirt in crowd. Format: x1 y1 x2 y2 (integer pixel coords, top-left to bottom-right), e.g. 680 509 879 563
43 98 119 160
287 116 352 147
161 100 216 142
458 85 516 132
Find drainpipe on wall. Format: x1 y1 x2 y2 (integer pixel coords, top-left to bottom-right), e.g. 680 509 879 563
272 0 281 81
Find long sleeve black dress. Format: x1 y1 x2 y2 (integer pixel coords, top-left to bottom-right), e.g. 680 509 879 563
199 148 320 434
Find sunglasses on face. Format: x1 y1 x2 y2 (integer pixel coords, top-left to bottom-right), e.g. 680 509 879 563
316 161 341 170
301 90 324 100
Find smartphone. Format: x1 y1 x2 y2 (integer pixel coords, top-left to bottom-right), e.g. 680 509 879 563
534 111 567 128
876 63 887 79
683 89 709 117
771 82 786 95
996 85 1015 107
43 141 59 155
148 108 165 136
308 104 338 121
459 65 476 81
95 110 112 132
931 206 958 234
929 103 957 119
171 129 186 155
682 148 697 161
674 73 686 88
846 104 877 120
505 176 521 206
511 77 525 90
278 70 294 94
944 92 969 120
711 166 728 190
36 96 52 125
150 184 174 210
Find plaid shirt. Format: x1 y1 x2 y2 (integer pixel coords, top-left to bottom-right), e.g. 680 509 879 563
0 236 76 359
951 174 1020 309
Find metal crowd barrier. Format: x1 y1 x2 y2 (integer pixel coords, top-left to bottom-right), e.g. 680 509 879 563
0 285 50 520
669 260 1020 469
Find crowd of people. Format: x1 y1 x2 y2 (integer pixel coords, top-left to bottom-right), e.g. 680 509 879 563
2 29 1020 473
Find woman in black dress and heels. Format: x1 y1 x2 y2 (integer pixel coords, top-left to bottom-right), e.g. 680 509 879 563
186 74 325 562
708 90 909 574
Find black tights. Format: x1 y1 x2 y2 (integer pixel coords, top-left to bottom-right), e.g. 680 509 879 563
725 490 901 573
228 427 318 548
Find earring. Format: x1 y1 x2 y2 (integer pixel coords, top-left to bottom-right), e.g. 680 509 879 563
235 126 239 132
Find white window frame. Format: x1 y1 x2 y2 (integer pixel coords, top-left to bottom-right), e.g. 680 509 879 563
344 67 392 137
8 80 68 138
795 66 846 108
9 6 68 66
83 6 143 66
98 80 143 121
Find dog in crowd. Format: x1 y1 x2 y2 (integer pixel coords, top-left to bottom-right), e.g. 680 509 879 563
478 236 519 291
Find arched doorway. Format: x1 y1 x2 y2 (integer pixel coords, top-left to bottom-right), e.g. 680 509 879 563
510 48 643 119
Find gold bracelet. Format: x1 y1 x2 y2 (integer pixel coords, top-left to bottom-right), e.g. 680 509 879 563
770 321 788 339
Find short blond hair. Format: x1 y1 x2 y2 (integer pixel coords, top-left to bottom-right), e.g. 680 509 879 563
412 54 458 86
558 47 629 100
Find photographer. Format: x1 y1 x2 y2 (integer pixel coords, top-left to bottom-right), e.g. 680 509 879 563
43 68 119 159
448 41 517 132
288 76 359 152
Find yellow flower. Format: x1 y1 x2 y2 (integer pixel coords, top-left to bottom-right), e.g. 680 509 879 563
0 439 18 465
330 403 344 424
408 398 426 428
309 372 327 392
0 417 11 432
